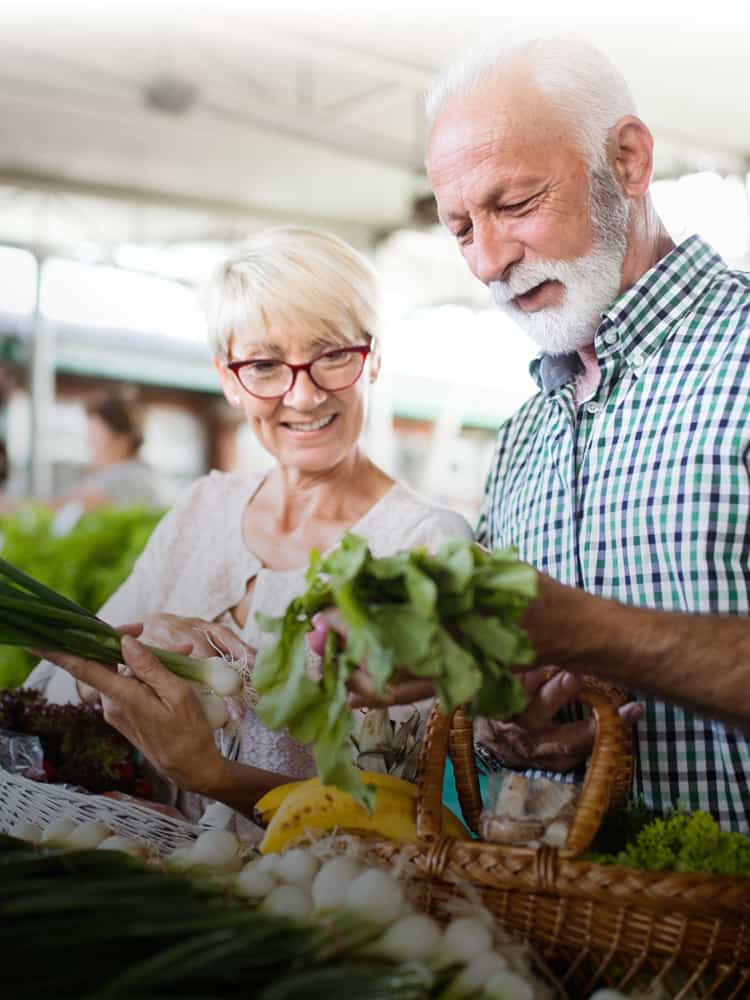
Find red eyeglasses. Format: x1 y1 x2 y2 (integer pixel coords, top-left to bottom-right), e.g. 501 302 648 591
227 344 371 400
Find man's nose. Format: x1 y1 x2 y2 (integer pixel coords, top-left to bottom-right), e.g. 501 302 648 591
284 369 327 408
469 221 524 285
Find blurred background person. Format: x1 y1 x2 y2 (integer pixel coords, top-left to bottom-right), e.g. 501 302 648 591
59 390 162 513
0 389 163 530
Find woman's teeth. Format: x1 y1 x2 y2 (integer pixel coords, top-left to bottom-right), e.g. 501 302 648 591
284 415 335 432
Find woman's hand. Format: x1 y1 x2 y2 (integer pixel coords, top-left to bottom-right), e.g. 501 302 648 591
137 613 254 666
40 637 228 795
308 609 434 707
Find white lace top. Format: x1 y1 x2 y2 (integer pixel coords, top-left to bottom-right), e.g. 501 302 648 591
28 471 473 786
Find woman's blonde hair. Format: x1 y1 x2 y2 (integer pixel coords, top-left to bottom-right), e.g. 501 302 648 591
202 225 379 359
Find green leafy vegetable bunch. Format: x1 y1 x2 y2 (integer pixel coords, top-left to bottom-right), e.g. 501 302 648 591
593 809 750 877
0 687 148 795
0 505 164 686
254 534 537 807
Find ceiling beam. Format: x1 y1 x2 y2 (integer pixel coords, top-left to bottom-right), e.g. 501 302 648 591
191 20 435 93
0 168 385 245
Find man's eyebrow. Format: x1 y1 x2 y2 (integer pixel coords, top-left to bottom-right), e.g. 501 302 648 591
441 178 543 223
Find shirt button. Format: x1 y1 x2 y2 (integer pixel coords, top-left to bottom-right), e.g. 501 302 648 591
603 330 618 346
632 351 645 368
584 401 600 415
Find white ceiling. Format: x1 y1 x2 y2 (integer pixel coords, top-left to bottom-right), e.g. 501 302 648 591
1 0 749 247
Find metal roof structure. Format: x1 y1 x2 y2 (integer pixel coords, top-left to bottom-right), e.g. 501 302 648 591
1 1 748 249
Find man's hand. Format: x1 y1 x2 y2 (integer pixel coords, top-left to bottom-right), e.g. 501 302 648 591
40 636 227 795
474 667 643 773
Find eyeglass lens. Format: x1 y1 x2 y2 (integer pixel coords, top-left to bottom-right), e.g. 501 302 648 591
236 348 366 398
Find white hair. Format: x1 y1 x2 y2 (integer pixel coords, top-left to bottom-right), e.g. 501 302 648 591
426 34 637 171
202 225 379 358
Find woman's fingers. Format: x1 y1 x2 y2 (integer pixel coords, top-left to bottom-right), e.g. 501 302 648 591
201 623 255 663
137 613 255 664
308 609 349 655
116 622 145 637
40 649 130 701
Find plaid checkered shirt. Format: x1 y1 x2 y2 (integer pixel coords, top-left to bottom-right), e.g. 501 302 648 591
476 235 750 831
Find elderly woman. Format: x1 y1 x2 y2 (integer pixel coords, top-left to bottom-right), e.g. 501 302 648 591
28 225 472 826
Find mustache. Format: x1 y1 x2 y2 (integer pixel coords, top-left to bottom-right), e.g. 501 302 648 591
489 263 562 306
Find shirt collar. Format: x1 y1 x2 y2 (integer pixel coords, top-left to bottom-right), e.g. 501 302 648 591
530 235 727 395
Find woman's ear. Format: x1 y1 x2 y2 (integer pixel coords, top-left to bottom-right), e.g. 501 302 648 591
213 356 242 408
608 115 654 198
368 349 382 383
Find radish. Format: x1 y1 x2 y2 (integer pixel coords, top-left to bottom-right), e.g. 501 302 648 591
275 847 318 886
65 821 111 849
262 884 313 921
439 916 494 966
235 861 276 899
9 819 42 844
191 829 242 870
311 856 364 911
196 690 230 729
97 835 145 858
167 845 195 869
484 969 535 1000
448 952 509 995
368 913 442 962
257 853 283 877
41 816 78 844
345 868 405 927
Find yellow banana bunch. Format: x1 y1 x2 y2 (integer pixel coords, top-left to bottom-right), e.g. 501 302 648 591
256 771 470 854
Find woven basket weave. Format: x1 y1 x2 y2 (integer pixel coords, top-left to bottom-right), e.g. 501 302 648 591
0 767 201 855
371 686 750 999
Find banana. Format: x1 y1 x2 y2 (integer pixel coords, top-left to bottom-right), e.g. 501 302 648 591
254 780 306 826
260 782 418 854
258 772 471 854
255 771 418 827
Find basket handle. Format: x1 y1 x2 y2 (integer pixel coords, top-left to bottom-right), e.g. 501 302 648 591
416 678 634 858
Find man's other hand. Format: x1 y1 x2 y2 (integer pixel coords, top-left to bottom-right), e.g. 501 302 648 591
474 667 643 773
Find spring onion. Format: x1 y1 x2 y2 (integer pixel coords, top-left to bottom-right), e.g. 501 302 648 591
64 820 111 849
0 555 241 698
262 884 314 921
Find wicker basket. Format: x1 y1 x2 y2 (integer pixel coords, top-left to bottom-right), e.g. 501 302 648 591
0 767 202 855
371 687 750 999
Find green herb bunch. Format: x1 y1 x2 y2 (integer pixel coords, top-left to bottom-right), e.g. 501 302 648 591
593 809 750 877
254 535 537 807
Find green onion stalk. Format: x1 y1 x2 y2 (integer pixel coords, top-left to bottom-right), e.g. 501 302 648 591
0 557 241 696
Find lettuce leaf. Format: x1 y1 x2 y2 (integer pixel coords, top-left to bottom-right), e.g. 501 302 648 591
254 535 537 808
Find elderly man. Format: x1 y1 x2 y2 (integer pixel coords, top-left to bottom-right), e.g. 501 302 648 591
423 36 750 831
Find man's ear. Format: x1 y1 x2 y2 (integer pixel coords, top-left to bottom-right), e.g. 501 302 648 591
608 115 654 198
213 355 241 407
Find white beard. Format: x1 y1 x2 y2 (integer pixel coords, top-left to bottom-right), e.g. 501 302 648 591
489 168 630 356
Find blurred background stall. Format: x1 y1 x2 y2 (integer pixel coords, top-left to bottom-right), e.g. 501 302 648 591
0 0 748 522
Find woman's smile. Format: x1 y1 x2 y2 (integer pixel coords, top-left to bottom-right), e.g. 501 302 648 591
279 413 338 434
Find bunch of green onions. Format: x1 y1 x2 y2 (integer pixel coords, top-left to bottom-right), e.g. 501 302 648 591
0 556 241 697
